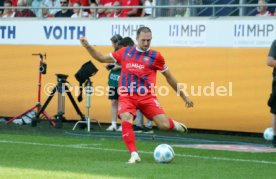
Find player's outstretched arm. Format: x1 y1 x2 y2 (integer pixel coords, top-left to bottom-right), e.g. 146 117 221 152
80 37 114 63
162 69 194 108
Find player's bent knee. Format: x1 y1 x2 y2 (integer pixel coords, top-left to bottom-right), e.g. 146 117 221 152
153 114 171 130
158 122 170 130
155 120 170 130
120 112 134 123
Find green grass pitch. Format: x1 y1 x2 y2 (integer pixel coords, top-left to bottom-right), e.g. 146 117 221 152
0 123 276 179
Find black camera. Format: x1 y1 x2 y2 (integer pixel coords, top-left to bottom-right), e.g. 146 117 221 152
75 61 98 84
39 63 47 74
75 61 98 102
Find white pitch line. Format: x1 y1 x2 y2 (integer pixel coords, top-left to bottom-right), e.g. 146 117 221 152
1 140 276 165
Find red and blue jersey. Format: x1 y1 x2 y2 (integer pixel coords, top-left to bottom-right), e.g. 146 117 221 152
110 46 168 94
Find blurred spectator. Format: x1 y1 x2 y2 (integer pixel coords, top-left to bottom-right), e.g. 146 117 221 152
54 0 74 17
71 1 89 17
44 0 61 16
70 0 89 6
175 2 187 17
256 0 272 16
140 0 152 17
92 0 100 4
190 0 202 16
25 0 31 6
2 0 15 17
32 0 45 18
167 0 188 17
120 0 140 17
167 0 177 16
156 0 174 17
15 0 36 17
11 0 17 6
156 0 192 17
89 0 99 5
110 1 127 17
98 0 115 17
41 3 52 17
0 0 4 16
0 0 17 7
88 2 98 17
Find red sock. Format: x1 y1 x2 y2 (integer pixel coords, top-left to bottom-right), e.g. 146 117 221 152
168 118 175 130
122 121 137 153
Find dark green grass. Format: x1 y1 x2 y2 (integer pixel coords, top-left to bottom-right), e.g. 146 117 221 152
0 122 276 178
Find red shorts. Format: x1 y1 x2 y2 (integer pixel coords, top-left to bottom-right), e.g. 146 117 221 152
118 93 165 120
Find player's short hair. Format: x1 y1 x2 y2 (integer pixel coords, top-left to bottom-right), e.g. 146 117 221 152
137 26 152 37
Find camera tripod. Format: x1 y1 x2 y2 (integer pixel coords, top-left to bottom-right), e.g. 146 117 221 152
32 74 85 128
72 78 101 131
5 53 54 126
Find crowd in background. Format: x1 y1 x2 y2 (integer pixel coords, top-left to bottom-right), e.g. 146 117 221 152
0 0 275 18
0 0 156 18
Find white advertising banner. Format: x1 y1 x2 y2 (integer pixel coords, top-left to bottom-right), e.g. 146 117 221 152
0 18 276 47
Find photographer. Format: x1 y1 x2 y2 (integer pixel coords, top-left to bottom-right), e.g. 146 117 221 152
106 34 124 132
106 36 136 131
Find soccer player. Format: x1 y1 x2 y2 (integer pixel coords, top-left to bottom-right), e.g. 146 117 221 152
80 26 194 163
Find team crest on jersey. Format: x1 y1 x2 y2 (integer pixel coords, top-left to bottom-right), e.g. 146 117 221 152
143 57 150 62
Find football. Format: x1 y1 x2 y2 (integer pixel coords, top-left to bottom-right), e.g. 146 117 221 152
153 144 175 163
263 127 274 141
